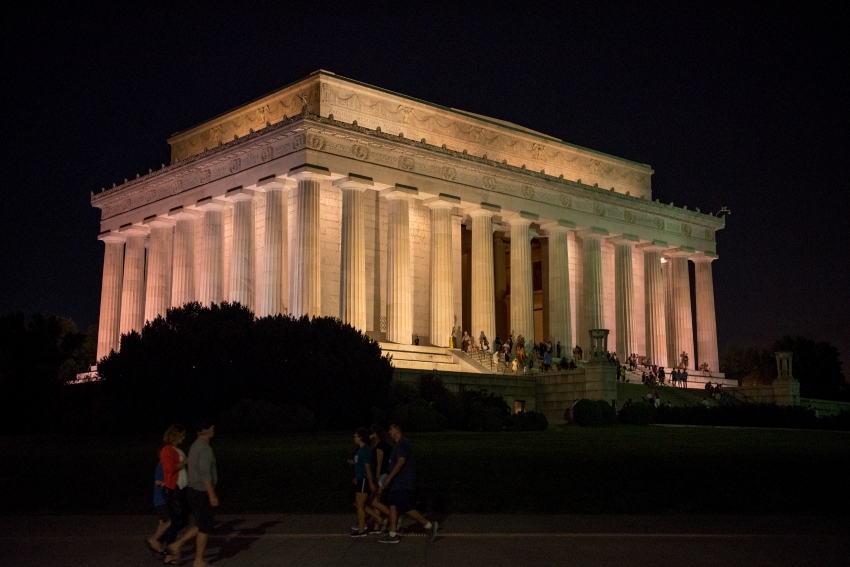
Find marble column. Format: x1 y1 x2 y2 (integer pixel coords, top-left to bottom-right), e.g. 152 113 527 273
542 220 573 356
578 227 608 335
119 227 148 336
196 199 228 306
334 175 373 330
256 176 295 317
169 209 199 308
508 212 537 349
692 252 719 372
289 165 328 318
493 234 508 340
224 188 258 310
609 234 638 362
383 185 416 344
469 206 497 347
426 196 457 347
667 247 695 369
664 258 676 366
96 232 125 360
143 218 175 322
637 240 668 367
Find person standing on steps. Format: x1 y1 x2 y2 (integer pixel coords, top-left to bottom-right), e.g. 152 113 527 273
378 422 438 544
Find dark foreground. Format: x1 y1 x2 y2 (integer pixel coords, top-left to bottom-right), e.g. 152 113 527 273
1 514 847 567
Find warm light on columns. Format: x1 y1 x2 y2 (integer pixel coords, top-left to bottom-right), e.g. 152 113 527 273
425 195 458 347
195 199 228 306
666 247 695 369
507 212 537 349
637 240 668 367
609 234 638 362
255 176 295 318
383 185 417 344
691 252 719 373
289 165 329 318
143 218 175 323
223 188 259 311
334 175 373 331
96 232 125 360
577 227 608 339
169 209 200 308
541 220 574 356
469 206 498 347
118 225 149 337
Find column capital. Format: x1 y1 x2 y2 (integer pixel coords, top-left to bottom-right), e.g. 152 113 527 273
333 173 374 191
193 196 230 211
690 250 718 263
117 223 150 236
97 229 125 243
540 219 575 233
665 246 696 259
223 186 259 202
576 226 609 240
504 210 538 225
168 205 202 221
607 233 639 247
381 183 418 200
424 193 461 209
637 239 668 252
288 163 331 181
142 214 176 229
255 174 296 192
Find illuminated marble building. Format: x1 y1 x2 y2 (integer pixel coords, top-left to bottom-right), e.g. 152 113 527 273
91 70 724 384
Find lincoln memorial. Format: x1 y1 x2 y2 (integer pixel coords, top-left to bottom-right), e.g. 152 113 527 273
91 70 724 394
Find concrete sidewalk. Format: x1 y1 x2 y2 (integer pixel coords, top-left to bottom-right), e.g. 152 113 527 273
1 514 847 566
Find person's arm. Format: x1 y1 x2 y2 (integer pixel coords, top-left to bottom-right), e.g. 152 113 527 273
198 447 219 506
204 479 219 507
366 462 376 491
384 457 406 487
375 448 384 477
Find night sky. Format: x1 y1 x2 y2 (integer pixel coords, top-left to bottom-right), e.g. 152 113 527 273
1 4 847 367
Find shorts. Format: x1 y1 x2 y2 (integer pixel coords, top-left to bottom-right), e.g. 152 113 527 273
388 489 416 514
187 487 215 534
155 504 170 523
354 478 368 494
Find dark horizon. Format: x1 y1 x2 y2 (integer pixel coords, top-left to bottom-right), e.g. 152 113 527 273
1 3 847 368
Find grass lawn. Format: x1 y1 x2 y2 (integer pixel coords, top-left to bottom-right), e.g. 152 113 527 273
1 426 848 515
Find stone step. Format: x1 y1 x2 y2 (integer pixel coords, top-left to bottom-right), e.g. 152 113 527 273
387 351 455 363
378 342 448 355
391 359 462 372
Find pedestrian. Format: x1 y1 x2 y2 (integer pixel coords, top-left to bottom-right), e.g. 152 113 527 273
492 350 500 371
146 461 170 557
681 368 688 388
702 397 710 408
543 350 552 371
556 341 562 358
184 419 218 567
368 425 392 532
494 335 502 354
378 423 438 544
351 428 383 537
511 355 519 375
160 424 197 566
654 389 660 408
461 331 470 352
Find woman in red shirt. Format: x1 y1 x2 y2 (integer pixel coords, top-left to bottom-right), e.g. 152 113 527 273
159 424 197 565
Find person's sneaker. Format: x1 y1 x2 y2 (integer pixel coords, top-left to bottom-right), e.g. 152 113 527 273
367 526 383 535
350 531 368 538
378 534 400 544
428 521 439 543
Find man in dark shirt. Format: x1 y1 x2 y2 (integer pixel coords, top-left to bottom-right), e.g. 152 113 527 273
378 423 438 544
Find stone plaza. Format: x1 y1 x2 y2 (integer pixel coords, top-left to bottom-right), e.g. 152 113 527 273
91 71 733 418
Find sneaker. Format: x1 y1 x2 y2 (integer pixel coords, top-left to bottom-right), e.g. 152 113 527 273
378 534 400 544
428 521 439 543
368 526 383 535
350 531 368 538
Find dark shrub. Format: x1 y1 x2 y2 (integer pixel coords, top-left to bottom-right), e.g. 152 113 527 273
620 402 657 426
392 400 447 432
468 403 504 431
508 410 549 431
387 381 419 408
574 399 616 426
217 399 317 434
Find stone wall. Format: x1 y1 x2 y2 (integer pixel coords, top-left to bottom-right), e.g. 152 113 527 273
800 398 850 417
393 369 537 413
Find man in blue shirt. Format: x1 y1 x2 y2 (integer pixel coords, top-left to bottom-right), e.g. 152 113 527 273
378 422 438 544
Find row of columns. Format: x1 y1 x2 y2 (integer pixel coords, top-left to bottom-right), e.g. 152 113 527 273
96 170 719 372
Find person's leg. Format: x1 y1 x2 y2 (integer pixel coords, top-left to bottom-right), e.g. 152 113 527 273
166 526 197 563
354 492 368 533
389 505 398 533
194 531 209 567
148 519 170 552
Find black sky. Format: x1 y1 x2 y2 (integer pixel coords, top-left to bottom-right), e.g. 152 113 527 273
1 2 847 366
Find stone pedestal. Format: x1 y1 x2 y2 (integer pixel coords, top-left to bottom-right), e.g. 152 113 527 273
196 200 228 306
119 227 149 336
169 209 200 308
469 205 498 347
289 165 328 318
143 218 175 322
334 175 372 330
584 329 617 402
96 233 125 359
426 195 458 347
638 241 668 367
256 176 294 317
507 212 537 349
691 252 719 373
541 220 573 357
610 235 638 362
383 185 417 344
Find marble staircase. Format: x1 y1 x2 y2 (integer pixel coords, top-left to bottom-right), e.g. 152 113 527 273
379 343 464 372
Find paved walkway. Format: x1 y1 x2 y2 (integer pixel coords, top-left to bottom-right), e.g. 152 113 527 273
1 514 847 566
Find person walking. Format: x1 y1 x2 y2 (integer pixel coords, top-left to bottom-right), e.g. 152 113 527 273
160 424 196 566
146 461 170 557
681 368 689 388
184 420 218 567
368 425 392 532
351 428 383 537
654 389 661 408
378 423 438 544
